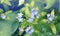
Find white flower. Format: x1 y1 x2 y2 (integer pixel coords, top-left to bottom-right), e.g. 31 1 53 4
30 14 34 19
31 12 35 16
25 27 31 33
28 28 34 34
18 18 23 22
48 17 53 22
16 13 23 22
31 8 38 15
27 18 34 23
17 13 23 18
27 8 39 23
1 14 6 19
50 14 55 18
47 14 50 18
25 26 34 34
47 14 55 23
34 11 38 15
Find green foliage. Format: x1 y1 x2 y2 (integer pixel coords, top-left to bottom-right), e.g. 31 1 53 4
20 0 57 36
0 0 59 36
59 0 60 13
0 11 19 36
0 9 3 14
0 0 11 5
44 0 56 9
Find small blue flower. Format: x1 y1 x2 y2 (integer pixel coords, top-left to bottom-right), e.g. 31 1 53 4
27 18 34 23
47 14 55 23
16 13 23 22
28 27 34 34
28 8 40 23
31 8 38 16
30 14 34 19
1 14 6 19
17 13 23 18
31 8 40 18
25 26 34 34
18 18 23 22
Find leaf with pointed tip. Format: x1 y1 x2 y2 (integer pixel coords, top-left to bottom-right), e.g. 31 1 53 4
0 9 3 14
30 0 35 7
51 24 56 35
0 0 11 6
25 7 30 19
18 0 25 6
51 10 55 15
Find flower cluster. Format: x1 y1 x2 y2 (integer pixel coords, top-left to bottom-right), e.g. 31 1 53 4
25 26 34 34
28 8 40 23
18 26 34 36
16 8 40 23
0 8 55 24
0 8 40 23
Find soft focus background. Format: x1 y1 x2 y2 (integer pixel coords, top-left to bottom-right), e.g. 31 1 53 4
0 0 60 36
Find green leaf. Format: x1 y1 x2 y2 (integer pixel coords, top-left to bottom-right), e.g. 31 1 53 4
51 24 56 35
25 34 30 36
0 20 19 36
30 0 35 7
0 11 19 36
0 9 3 14
51 9 55 15
44 0 56 9
18 0 25 6
0 0 11 6
56 24 60 33
58 1 60 13
11 21 19 34
25 7 30 19
2 4 10 11
0 20 11 36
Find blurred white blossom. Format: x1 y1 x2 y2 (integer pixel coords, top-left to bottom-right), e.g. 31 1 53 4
31 8 38 15
17 13 23 18
27 18 34 23
18 18 23 22
47 14 55 23
27 8 40 23
47 14 51 18
16 13 23 22
30 14 34 19
25 26 34 34
1 14 6 19
28 28 34 34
